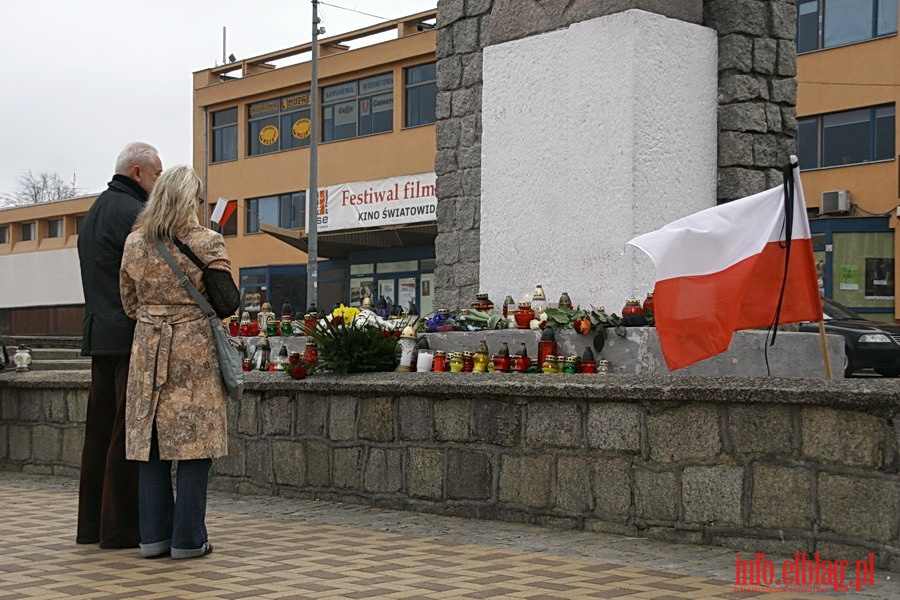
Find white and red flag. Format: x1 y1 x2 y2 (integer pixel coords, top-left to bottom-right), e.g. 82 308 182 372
210 197 236 228
626 157 822 370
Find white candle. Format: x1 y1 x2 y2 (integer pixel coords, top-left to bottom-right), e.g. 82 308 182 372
416 351 434 372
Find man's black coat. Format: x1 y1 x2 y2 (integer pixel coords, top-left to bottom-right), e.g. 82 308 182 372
78 175 148 356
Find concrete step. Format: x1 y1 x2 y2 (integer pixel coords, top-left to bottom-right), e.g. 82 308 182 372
3 342 91 371
3 335 83 349
5 347 84 361
25 359 91 372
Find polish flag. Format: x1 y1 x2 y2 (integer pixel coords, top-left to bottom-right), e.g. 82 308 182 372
210 197 236 228
626 157 822 370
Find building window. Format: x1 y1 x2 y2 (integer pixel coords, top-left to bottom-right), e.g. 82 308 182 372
48 218 63 238
76 215 85 234
0 226 8 244
797 0 897 53
405 62 437 127
211 107 238 162
21 222 35 241
797 104 895 170
246 192 305 233
322 73 393 142
248 93 312 157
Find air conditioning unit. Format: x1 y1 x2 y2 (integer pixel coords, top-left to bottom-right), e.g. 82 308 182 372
821 190 850 215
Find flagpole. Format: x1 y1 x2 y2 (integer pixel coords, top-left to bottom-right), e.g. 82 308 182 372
306 0 320 311
818 320 833 379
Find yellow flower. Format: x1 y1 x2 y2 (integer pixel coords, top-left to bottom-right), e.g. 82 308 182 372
331 304 361 326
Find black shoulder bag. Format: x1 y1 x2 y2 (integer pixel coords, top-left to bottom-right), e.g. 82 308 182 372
173 237 240 319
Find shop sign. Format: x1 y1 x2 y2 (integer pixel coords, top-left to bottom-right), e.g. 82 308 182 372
312 172 436 232
292 118 311 140
259 125 279 146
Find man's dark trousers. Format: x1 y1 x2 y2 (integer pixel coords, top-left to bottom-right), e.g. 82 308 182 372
76 355 140 548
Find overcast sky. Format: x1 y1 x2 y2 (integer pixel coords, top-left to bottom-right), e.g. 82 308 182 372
0 0 437 198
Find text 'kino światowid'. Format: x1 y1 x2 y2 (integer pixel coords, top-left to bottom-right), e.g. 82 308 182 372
357 204 436 221
340 180 435 206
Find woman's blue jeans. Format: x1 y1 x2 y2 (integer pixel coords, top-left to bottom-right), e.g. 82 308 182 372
139 430 212 559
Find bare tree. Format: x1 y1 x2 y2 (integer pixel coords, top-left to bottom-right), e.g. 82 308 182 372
0 171 80 208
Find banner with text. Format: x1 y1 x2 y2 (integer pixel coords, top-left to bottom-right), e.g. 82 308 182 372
311 172 436 233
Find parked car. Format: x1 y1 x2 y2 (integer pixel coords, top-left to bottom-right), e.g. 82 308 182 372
799 298 900 377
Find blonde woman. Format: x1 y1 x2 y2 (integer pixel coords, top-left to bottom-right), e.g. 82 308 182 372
119 165 234 559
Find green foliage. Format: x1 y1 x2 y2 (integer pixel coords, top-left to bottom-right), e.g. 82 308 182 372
544 305 652 353
301 317 397 374
459 308 507 329
543 307 588 330
588 307 625 337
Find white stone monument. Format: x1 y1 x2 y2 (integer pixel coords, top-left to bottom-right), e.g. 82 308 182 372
480 9 718 311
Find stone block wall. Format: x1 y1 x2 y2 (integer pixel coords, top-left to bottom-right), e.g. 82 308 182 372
2 371 898 569
0 385 87 479
705 0 799 198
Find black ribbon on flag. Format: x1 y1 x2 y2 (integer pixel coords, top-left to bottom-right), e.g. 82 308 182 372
769 160 798 346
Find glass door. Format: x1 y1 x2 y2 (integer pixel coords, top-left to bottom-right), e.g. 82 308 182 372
809 216 895 322
375 275 421 315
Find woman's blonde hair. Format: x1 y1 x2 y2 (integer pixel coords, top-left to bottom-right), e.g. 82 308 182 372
133 165 201 240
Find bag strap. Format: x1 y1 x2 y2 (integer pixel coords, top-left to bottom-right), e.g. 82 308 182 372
154 238 217 320
173 237 208 270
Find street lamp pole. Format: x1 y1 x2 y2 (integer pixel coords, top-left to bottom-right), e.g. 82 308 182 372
306 0 320 311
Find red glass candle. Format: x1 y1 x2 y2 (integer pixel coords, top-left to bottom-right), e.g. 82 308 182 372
432 351 447 372
514 303 534 329
538 328 557 367
302 342 318 368
229 317 240 337
462 352 474 372
492 354 509 372
249 320 261 336
642 292 655 315
621 299 642 318
580 347 595 373
471 293 494 312
513 355 530 373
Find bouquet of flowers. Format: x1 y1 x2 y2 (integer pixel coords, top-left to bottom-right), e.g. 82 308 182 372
300 304 405 374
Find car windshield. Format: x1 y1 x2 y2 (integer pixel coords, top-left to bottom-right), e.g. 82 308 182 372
823 299 865 320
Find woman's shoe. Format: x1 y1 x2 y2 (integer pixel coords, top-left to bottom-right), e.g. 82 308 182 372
171 541 212 559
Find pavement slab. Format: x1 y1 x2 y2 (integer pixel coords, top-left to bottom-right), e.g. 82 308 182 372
0 472 895 599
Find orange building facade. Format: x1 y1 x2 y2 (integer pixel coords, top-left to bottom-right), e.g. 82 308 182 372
192 10 438 319
796 0 898 320
0 195 96 335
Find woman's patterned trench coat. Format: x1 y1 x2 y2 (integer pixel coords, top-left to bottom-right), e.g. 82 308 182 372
120 227 231 461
